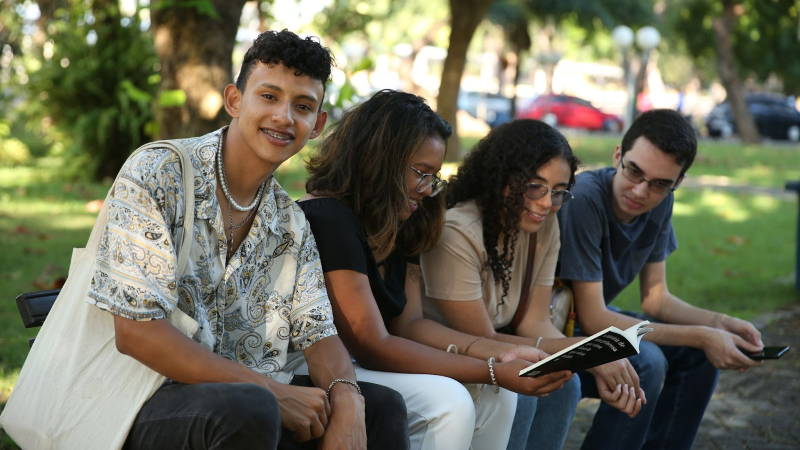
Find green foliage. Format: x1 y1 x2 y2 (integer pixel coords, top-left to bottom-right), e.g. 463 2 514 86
315 0 378 41
24 0 159 180
666 0 800 94
158 89 188 108
151 0 222 20
524 0 655 33
487 0 656 65
0 121 32 167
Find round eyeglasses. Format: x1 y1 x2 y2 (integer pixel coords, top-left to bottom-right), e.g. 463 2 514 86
525 183 573 206
409 166 446 197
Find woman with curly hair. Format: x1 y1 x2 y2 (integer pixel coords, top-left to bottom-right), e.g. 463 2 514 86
297 91 573 450
421 119 646 450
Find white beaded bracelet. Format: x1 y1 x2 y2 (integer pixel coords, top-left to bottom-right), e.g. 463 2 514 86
487 357 499 394
326 378 362 400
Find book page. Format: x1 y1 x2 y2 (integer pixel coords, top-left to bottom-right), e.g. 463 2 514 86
520 321 652 378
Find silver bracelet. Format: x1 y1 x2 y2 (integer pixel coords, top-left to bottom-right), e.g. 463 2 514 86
487 357 499 394
535 337 543 349
326 378 362 400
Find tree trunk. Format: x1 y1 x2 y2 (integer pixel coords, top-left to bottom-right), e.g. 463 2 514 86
711 0 760 144
439 0 494 161
151 0 248 139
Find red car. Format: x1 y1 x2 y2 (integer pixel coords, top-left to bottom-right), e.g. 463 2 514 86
516 94 623 132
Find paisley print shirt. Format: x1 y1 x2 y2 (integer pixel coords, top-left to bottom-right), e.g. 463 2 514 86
88 127 337 382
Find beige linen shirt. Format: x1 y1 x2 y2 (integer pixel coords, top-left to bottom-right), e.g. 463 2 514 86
421 200 560 329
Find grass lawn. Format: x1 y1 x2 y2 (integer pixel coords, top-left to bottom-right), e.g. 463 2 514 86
1 134 799 448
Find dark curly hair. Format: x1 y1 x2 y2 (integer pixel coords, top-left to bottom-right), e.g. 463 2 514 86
621 109 697 175
305 90 452 259
236 29 334 110
446 119 579 311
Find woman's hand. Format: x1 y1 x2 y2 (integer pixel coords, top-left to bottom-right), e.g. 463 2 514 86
493 359 572 397
587 359 645 418
597 382 643 418
497 345 548 364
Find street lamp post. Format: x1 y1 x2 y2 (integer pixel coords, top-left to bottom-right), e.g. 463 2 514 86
634 26 661 114
612 26 634 132
612 25 661 132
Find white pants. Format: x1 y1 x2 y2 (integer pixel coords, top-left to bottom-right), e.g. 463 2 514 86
354 364 517 450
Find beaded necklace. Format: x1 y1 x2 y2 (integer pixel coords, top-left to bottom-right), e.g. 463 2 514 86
215 137 262 260
216 138 266 212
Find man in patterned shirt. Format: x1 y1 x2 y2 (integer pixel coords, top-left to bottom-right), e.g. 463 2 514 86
87 30 408 449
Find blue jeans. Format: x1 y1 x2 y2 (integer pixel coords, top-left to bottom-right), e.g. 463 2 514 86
506 375 581 450
578 340 719 450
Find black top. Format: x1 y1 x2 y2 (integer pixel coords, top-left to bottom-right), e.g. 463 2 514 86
298 198 417 323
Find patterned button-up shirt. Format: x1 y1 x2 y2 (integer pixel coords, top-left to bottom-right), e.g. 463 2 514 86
88 127 336 382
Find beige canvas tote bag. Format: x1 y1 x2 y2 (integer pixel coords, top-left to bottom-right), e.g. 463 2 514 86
0 140 199 450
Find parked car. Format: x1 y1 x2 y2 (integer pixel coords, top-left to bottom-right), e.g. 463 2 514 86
515 94 623 132
706 94 800 142
458 90 515 128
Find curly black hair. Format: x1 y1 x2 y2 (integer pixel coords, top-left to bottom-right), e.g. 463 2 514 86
446 119 579 312
621 109 697 175
236 29 334 110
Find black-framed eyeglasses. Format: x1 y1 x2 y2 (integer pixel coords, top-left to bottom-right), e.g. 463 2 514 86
409 166 446 197
619 159 682 195
525 183 574 206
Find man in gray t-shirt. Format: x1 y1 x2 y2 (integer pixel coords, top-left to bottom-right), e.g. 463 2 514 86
557 109 763 450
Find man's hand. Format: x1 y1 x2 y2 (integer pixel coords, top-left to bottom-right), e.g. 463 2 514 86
268 382 331 442
319 385 366 450
597 383 643 418
497 345 548 364
702 327 763 372
716 315 763 349
493 359 572 397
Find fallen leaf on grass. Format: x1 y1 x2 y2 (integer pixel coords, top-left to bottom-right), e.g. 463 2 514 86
24 247 45 255
38 233 52 240
15 225 31 234
31 263 66 290
85 199 104 212
726 235 750 246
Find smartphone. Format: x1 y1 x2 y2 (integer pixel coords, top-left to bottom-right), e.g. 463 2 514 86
746 346 790 360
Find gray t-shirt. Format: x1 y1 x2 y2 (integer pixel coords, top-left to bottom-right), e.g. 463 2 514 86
556 167 677 304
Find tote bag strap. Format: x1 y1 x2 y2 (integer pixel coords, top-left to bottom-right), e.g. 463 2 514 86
83 140 196 272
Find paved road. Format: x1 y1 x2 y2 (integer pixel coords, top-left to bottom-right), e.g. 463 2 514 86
563 304 800 449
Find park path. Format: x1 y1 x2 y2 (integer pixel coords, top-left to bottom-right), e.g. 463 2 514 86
563 303 800 449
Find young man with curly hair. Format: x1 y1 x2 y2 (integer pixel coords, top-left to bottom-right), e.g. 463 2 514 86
89 30 407 449
557 109 764 450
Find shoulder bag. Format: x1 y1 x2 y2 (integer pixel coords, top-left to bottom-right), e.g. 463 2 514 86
0 140 199 450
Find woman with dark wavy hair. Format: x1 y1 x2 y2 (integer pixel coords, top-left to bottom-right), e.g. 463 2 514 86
297 91 573 450
421 119 645 450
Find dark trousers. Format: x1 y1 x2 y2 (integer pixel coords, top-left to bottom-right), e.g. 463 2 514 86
578 310 720 450
124 376 409 450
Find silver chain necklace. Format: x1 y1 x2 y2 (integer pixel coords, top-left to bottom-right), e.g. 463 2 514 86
216 139 265 212
226 200 256 260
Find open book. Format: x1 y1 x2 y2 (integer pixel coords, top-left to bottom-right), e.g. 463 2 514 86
520 321 653 378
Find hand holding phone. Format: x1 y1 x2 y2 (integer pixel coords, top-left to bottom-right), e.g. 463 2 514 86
746 345 790 360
